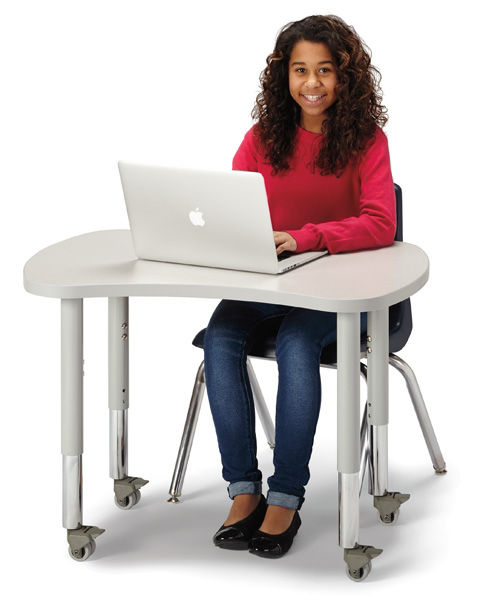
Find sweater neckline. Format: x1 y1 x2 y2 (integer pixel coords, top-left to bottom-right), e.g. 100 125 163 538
297 124 324 138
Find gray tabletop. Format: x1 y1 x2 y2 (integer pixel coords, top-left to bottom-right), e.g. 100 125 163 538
23 230 429 312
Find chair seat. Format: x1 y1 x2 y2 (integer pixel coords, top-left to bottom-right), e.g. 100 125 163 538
192 316 363 365
192 299 411 366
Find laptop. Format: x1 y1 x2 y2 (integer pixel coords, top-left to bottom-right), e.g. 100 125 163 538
117 161 328 275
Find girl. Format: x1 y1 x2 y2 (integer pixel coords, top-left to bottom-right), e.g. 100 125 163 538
207 14 396 558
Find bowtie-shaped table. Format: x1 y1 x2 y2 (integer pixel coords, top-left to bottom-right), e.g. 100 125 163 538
23 230 430 580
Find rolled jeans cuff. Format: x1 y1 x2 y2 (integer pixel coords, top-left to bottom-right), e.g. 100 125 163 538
227 481 262 499
267 490 304 510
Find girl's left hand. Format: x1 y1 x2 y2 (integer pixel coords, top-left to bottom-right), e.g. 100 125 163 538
273 231 297 255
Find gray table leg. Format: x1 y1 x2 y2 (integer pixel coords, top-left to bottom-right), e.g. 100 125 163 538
337 312 382 582
337 312 360 549
61 299 104 561
62 299 83 530
109 297 129 479
368 308 410 525
108 297 148 510
367 308 389 496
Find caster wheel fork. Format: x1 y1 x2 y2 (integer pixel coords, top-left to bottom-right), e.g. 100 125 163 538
67 525 105 562
114 476 148 510
343 544 382 582
374 491 409 525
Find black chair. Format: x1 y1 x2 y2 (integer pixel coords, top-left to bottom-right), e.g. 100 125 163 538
167 184 446 509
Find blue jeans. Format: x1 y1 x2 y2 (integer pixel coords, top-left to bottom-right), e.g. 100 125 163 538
203 299 367 511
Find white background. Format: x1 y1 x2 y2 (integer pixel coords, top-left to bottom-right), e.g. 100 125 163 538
2 0 481 597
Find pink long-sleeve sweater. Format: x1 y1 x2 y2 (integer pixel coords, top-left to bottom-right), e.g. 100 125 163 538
232 124 397 254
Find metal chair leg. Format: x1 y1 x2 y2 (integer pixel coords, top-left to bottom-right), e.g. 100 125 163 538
247 358 275 448
389 353 447 473
359 362 369 496
168 357 278 503
168 351 446 505
167 360 206 503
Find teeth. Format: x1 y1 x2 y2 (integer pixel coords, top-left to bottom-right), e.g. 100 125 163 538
303 95 324 101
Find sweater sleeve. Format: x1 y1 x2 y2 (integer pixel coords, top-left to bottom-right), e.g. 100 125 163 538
285 129 397 254
232 126 259 172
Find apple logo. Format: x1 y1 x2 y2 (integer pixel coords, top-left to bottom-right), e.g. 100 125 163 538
189 207 205 227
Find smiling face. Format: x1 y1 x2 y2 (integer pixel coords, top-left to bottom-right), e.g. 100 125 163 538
288 40 338 133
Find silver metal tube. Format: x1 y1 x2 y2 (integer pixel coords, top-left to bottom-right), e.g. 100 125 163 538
389 353 446 472
63 455 82 529
359 369 368 452
247 358 275 447
360 442 370 497
110 409 128 479
368 424 388 496
169 361 206 498
359 362 369 495
359 402 369 496
338 472 359 548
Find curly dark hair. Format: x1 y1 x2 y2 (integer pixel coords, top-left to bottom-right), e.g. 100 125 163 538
251 15 388 177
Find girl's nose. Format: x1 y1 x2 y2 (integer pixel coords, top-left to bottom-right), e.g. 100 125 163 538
306 74 322 86
306 80 323 89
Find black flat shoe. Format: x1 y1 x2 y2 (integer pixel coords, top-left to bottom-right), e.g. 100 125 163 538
213 494 267 550
248 510 301 558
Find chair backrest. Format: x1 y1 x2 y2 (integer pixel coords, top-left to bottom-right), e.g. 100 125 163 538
319 183 412 363
388 183 412 352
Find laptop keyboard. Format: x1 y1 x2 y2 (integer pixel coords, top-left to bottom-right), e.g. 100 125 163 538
277 251 295 262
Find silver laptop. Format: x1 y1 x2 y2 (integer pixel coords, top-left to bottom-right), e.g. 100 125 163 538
118 161 328 275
